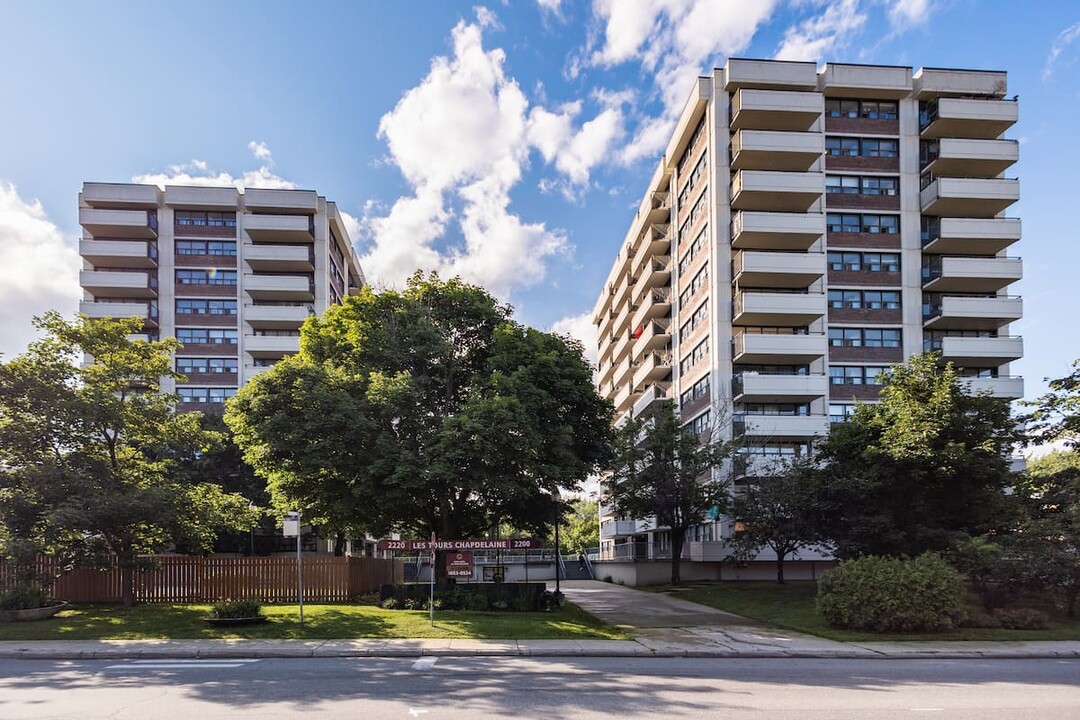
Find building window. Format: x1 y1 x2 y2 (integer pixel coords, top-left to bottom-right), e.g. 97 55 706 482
687 411 711 435
690 192 708 226
742 443 810 457
678 265 709 307
679 301 709 341
829 403 859 423
176 240 237 256
828 289 900 309
175 210 237 228
828 327 901 348
826 175 899 196
826 212 899 234
680 376 710 405
176 328 238 345
176 357 239 374
829 365 889 385
736 364 810 376
825 99 898 119
679 338 709 375
678 226 708 275
738 403 811 416
827 251 900 272
176 299 238 315
825 137 899 158
178 387 238 404
176 269 237 286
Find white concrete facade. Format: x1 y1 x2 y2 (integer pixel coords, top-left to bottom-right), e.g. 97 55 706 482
593 60 1023 573
78 182 365 411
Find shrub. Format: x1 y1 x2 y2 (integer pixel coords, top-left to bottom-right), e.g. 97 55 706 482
994 607 1051 630
491 600 509 611
816 553 967 633
958 609 1002 629
602 575 613 583
380 598 399 610
0 586 55 611
460 591 489 611
402 598 420 610
209 599 263 619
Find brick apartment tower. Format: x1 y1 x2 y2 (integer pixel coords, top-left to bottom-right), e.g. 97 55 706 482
593 60 1022 571
78 183 365 411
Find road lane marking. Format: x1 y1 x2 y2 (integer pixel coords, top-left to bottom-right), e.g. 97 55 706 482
412 657 438 671
104 659 261 670
409 710 429 717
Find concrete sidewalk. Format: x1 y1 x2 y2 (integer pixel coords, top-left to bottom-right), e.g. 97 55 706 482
0 580 1077 660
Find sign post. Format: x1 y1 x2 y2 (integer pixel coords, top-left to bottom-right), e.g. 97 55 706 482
429 532 436 626
283 511 303 626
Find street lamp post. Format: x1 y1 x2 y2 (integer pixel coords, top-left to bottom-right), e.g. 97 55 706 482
554 500 561 594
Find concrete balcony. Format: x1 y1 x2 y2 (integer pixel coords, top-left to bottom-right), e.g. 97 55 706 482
922 217 1021 255
733 332 827 364
244 243 313 272
733 453 801 480
244 334 300 357
244 188 318 213
243 365 275 383
914 68 1008 100
631 288 672 330
244 273 314 302
612 354 634 389
80 300 158 328
631 224 672 276
82 182 160 208
922 256 1022 293
931 335 1023 365
600 520 642 540
633 381 672 417
612 382 637 417
921 138 1018 178
724 58 818 91
646 192 671 224
921 97 1018 139
923 295 1023 330
632 350 673 390
80 270 157 298
79 208 158 238
632 255 671 302
733 250 824 289
732 211 824 251
731 130 823 172
733 291 826 326
633 319 672 357
612 329 633 364
920 177 1019 217
731 170 823 212
962 376 1024 399
611 271 634 317
244 214 314 243
244 303 312 330
80 239 157 268
730 89 823 132
732 414 830 439
819 63 913 98
732 373 828 403
164 186 240 209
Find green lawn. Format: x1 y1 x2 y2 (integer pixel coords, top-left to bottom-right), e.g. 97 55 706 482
0 601 627 641
643 581 1080 642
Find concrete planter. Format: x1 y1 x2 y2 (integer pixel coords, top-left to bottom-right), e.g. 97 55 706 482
0 602 67 623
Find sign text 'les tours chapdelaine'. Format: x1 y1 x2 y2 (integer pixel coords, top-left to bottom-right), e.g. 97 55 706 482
375 538 541 551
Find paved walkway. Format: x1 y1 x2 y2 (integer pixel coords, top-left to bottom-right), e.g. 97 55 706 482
1 580 1078 660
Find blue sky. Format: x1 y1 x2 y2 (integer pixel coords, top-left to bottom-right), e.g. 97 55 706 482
0 0 1078 400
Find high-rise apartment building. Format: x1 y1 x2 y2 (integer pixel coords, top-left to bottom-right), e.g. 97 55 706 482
78 183 365 411
593 60 1022 572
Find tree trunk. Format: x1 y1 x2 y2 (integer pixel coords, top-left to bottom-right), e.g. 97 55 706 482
776 552 785 584
1068 586 1077 619
670 534 684 585
120 545 136 608
333 536 346 557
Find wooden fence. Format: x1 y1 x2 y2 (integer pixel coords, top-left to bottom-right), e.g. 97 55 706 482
0 555 403 604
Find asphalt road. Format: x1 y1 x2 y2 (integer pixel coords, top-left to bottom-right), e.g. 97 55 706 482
0 656 1076 719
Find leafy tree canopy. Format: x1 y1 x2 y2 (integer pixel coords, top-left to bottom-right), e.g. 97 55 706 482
806 353 1021 559
225 273 612 555
1025 359 1080 449
0 313 256 605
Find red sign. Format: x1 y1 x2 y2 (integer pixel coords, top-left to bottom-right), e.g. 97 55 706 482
446 552 473 578
376 538 540 551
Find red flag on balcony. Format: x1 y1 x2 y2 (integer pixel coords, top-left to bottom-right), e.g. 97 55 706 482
632 326 643 339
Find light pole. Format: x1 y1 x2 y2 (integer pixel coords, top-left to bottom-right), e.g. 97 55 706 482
554 499 561 594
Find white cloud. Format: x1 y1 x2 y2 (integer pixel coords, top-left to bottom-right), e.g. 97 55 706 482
550 310 598 367
536 0 565 18
247 140 273 161
586 0 780 164
132 142 297 191
0 182 80 358
887 0 931 30
361 11 633 298
774 0 867 62
1043 21 1080 81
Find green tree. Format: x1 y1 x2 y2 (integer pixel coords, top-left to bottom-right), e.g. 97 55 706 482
729 461 826 583
805 353 1020 559
1016 452 1080 616
1025 359 1080 448
605 399 735 585
225 273 612 578
543 496 601 554
0 313 256 606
